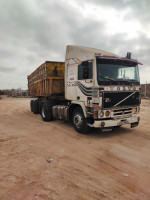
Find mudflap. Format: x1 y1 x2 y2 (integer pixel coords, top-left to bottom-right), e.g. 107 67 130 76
131 122 139 128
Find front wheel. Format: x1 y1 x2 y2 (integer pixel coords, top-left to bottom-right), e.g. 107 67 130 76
72 108 90 134
41 103 53 122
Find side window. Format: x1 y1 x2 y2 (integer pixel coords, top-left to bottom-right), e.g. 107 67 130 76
78 62 93 80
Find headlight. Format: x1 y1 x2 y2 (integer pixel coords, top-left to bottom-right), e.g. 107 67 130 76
99 111 104 117
105 110 110 117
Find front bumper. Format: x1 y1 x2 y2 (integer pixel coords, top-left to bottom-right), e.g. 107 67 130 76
89 116 140 128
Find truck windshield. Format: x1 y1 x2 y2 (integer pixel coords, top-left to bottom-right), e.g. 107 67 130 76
97 58 140 86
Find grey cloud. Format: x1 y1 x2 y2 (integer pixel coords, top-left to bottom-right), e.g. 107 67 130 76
0 66 17 72
81 0 150 11
80 0 150 30
0 0 149 89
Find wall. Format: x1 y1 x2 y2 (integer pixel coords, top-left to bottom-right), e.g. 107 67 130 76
141 83 150 97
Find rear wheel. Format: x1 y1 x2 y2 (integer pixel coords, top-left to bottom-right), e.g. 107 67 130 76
41 103 53 121
33 100 39 114
72 108 90 134
30 100 34 112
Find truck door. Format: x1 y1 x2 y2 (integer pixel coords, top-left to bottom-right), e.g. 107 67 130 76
77 61 93 103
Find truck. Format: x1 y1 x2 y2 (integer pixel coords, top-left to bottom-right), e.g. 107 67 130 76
28 45 142 134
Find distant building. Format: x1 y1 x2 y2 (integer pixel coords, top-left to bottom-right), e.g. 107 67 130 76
1 89 28 97
141 83 150 98
11 89 28 97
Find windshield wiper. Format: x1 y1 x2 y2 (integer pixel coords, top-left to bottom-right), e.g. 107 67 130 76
121 79 139 86
99 76 115 81
126 79 137 82
125 79 139 83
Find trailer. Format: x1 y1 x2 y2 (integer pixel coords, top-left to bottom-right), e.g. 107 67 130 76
28 61 64 97
28 45 142 133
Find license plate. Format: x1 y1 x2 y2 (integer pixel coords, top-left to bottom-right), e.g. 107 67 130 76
102 128 113 132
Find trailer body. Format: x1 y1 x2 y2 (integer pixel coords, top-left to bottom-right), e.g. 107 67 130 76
28 61 64 97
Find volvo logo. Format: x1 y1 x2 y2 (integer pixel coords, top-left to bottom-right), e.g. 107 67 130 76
105 98 111 103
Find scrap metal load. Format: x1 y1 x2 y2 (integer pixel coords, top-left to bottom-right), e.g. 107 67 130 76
28 61 65 97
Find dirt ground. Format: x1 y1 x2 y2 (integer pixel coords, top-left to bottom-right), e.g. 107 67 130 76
0 96 150 200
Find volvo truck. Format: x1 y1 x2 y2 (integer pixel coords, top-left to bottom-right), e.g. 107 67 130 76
28 45 142 133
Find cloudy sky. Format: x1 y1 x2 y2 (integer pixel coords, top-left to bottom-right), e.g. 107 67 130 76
0 0 150 89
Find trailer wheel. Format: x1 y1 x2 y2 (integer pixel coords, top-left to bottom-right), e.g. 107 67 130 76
33 101 39 114
41 103 53 121
30 100 34 112
72 108 90 134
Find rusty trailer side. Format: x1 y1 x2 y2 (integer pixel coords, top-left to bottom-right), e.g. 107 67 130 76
28 61 65 97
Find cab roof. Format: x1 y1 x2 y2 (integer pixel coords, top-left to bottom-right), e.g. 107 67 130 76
65 45 117 61
65 45 142 65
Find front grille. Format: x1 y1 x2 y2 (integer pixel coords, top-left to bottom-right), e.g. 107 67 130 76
103 91 140 108
113 108 132 117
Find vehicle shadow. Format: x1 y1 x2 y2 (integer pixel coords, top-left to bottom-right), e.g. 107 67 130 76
87 126 133 138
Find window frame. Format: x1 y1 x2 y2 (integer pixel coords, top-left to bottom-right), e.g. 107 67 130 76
78 61 93 80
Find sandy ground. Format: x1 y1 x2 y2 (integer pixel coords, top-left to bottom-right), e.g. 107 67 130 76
0 96 150 200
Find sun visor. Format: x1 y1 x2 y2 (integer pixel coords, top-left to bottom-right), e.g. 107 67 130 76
96 55 143 66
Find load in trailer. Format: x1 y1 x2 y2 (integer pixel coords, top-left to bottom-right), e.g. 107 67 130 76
28 45 142 133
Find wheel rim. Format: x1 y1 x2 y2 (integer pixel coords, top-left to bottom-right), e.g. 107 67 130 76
74 114 83 129
41 106 46 118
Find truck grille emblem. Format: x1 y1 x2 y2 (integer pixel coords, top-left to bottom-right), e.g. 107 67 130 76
105 98 111 103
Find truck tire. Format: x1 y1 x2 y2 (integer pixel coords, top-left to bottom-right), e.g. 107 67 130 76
41 103 53 122
30 100 35 112
33 100 39 114
72 107 90 134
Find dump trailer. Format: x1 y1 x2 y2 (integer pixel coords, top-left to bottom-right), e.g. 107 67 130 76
28 45 142 133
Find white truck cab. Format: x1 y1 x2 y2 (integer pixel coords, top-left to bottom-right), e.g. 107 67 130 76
65 45 141 132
